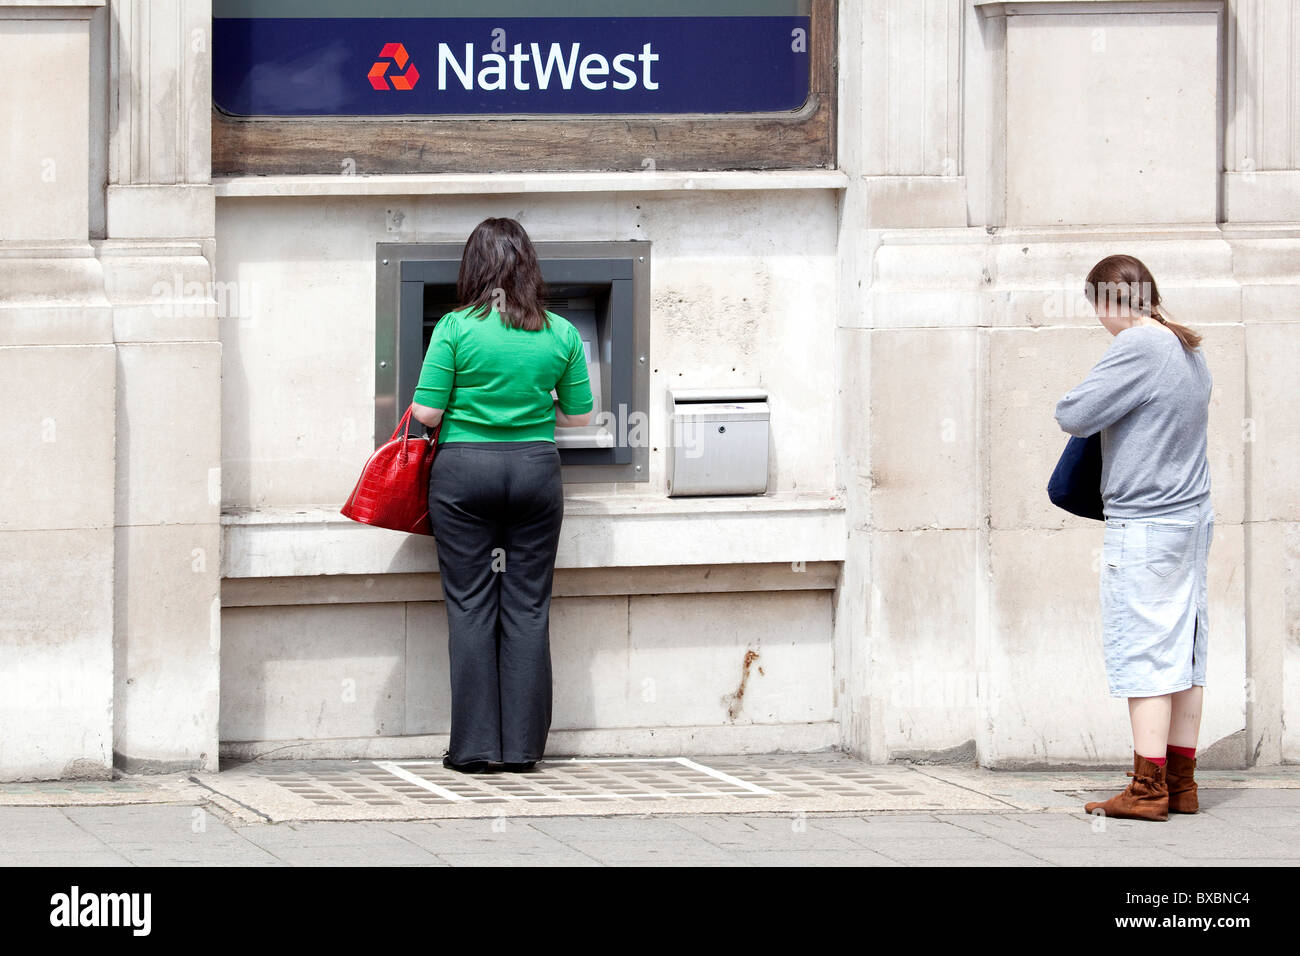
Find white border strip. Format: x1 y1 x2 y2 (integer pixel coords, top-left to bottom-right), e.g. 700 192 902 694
379 756 778 801
673 757 778 795
374 761 466 801
440 791 762 802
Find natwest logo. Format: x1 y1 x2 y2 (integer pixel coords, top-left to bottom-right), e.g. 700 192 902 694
438 41 659 93
368 43 419 91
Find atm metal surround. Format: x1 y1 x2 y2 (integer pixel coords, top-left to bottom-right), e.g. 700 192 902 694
375 241 650 484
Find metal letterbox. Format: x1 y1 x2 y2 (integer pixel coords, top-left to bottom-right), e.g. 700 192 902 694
667 388 769 497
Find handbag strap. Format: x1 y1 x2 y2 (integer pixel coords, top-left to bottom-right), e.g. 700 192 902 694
390 403 416 442
392 404 442 467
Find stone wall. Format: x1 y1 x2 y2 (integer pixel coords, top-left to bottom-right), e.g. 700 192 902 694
3 0 1297 781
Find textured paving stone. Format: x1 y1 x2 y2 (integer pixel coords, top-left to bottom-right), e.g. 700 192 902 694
190 754 1010 821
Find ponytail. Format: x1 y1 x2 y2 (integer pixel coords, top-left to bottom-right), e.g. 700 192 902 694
1150 304 1202 351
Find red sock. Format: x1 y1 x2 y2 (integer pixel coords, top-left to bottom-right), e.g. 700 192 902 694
1168 744 1196 759
1141 754 1167 766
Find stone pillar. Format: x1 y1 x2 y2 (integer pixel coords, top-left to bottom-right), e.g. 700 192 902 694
1230 230 1300 766
833 0 873 762
1222 0 1300 764
0 0 116 780
839 0 1258 768
834 0 977 763
102 0 220 773
971 1 1248 768
1225 0 1300 220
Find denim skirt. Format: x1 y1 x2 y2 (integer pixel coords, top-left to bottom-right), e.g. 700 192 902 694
1099 500 1213 698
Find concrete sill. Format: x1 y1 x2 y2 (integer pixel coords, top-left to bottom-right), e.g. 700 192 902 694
212 169 850 199
220 493 847 579
975 0 1222 14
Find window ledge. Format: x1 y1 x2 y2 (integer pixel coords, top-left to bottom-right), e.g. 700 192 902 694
213 169 849 199
220 493 846 578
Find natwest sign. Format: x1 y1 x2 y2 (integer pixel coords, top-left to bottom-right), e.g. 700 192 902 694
213 12 809 117
437 40 661 94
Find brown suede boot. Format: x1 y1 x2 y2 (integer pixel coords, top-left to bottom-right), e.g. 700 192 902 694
1083 752 1169 821
1165 749 1199 814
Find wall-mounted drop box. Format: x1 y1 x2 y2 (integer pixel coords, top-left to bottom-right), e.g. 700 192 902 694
667 387 770 497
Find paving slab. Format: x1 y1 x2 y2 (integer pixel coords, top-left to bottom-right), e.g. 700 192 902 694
61 806 259 857
559 839 741 864
235 820 431 849
376 819 574 853
728 849 899 867
0 807 114 852
523 816 702 842
912 858 1054 867
1012 845 1196 867
431 850 602 867
811 816 989 841
0 849 133 867
0 777 197 808
865 837 1047 865
2 753 1298 867
249 843 444 867
1196 805 1300 828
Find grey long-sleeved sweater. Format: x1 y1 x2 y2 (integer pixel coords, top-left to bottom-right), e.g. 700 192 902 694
1054 325 1212 518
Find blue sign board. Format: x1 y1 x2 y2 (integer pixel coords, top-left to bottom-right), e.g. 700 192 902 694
212 5 811 116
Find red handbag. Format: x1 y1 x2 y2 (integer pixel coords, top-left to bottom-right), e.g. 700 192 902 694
340 404 441 535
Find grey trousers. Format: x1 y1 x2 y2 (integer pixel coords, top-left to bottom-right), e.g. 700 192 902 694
428 440 564 764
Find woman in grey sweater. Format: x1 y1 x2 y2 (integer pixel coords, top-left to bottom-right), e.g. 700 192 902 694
1054 254 1213 822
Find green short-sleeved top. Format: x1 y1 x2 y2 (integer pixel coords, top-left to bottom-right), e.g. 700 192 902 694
413 305 595 443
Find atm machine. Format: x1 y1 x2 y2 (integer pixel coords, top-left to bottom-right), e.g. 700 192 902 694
542 285 614 453
375 241 650 484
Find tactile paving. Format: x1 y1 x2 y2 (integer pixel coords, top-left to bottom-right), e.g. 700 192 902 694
189 752 1010 821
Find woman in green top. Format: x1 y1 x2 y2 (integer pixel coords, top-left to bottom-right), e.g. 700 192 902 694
411 218 594 774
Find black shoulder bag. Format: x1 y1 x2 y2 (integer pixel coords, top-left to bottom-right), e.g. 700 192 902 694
1047 433 1104 521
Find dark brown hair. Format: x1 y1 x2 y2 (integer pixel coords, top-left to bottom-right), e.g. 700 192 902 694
1083 254 1202 350
457 217 550 331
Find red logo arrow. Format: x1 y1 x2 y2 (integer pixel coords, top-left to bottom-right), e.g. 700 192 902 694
368 43 419 91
